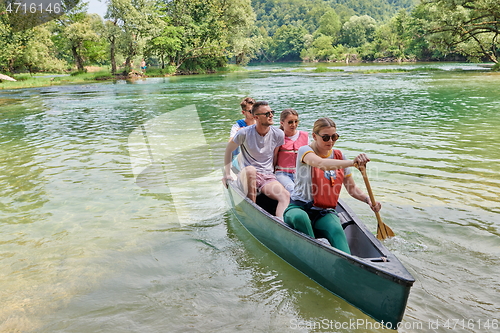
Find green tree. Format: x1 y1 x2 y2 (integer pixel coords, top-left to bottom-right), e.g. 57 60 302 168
301 34 334 61
101 19 121 73
22 26 67 73
106 0 159 72
155 0 257 70
333 4 356 24
62 16 100 71
316 9 341 42
83 15 108 65
415 0 500 63
162 0 228 70
0 9 66 73
369 10 415 61
313 35 335 60
340 15 376 48
224 0 260 65
0 9 24 72
252 0 333 36
268 24 307 61
54 2 103 71
146 24 183 68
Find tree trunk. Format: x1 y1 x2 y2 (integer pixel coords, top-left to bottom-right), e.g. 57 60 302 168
124 39 137 72
110 36 117 74
71 44 85 71
236 53 243 65
124 56 132 72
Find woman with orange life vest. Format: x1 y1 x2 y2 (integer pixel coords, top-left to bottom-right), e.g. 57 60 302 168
275 109 309 193
283 117 381 253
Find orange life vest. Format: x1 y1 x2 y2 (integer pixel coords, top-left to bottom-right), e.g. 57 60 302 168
311 149 344 209
275 131 308 173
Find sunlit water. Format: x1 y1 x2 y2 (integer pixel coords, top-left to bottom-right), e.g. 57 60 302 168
1 63 499 332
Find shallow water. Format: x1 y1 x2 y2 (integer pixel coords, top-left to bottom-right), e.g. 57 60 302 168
1 63 499 332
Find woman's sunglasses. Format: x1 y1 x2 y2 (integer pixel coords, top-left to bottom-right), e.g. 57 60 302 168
316 133 340 142
287 120 299 125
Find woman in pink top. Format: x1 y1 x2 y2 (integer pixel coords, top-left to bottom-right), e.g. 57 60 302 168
275 109 309 193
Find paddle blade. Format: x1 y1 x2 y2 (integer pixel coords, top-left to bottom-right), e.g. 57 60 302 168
376 221 395 240
358 165 395 240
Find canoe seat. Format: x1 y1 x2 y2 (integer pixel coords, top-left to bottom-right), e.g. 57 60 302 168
339 212 355 229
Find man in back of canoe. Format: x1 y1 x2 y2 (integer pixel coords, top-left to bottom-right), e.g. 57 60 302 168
229 97 256 140
223 101 290 219
228 97 256 170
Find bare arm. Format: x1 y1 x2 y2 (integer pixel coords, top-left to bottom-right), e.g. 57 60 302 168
302 152 370 170
223 139 240 186
273 146 280 168
343 175 381 212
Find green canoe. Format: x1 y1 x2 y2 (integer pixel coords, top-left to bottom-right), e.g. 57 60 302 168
224 179 414 329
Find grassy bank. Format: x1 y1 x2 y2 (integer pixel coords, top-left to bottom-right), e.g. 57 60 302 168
1 63 496 90
0 64 244 90
0 71 116 90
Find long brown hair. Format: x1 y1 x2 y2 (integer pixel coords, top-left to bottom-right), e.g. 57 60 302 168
279 108 299 130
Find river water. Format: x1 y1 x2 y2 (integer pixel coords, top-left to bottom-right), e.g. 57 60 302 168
0 63 499 332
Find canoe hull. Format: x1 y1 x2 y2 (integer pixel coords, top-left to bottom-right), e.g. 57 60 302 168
224 181 414 328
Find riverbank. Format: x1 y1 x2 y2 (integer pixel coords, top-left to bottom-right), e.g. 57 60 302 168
0 65 243 90
1 62 498 90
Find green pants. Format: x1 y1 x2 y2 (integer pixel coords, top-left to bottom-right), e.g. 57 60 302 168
284 202 351 254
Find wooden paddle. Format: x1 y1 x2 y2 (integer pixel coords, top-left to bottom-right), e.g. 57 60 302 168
358 164 395 240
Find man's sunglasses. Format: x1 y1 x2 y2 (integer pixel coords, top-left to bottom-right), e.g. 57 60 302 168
255 110 276 117
316 133 340 142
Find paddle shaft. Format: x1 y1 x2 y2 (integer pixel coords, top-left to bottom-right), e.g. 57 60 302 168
358 165 394 240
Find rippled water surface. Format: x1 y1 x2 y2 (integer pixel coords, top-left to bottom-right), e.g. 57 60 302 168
1 63 499 332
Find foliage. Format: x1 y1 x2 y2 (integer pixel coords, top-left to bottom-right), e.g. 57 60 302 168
146 24 183 68
340 15 376 47
22 27 67 73
3 0 500 77
0 11 67 73
146 0 257 71
251 0 332 36
415 0 500 63
105 0 159 72
300 35 333 61
223 0 261 65
146 66 177 76
316 9 341 41
333 0 416 22
267 24 307 61
366 10 417 60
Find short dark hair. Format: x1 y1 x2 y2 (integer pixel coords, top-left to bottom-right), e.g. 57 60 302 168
240 97 255 110
251 101 269 115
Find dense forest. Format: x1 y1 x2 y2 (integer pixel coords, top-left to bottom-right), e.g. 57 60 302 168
1 0 499 75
